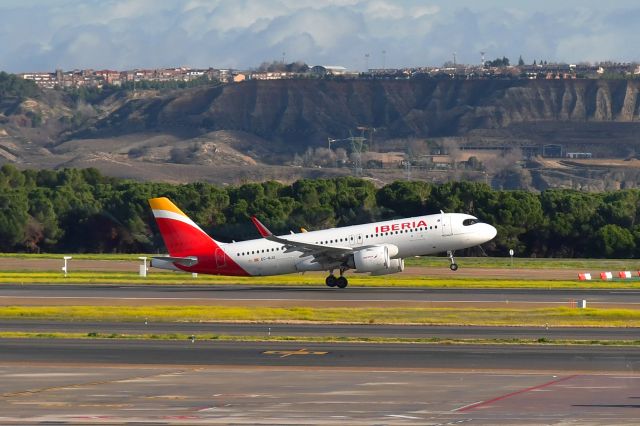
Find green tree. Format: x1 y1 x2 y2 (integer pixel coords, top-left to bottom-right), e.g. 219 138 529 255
377 181 432 217
25 188 62 252
0 190 29 250
540 190 602 257
594 224 635 258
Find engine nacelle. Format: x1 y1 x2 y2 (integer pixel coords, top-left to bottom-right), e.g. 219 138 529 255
370 258 404 276
353 245 390 273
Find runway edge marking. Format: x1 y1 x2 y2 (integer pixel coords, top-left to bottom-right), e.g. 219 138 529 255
452 374 579 412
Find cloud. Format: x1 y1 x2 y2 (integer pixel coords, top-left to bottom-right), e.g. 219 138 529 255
0 0 638 72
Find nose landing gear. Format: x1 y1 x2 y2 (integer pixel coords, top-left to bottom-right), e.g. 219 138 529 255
447 250 458 271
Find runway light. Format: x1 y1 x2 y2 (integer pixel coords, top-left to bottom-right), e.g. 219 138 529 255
138 256 148 277
62 256 72 277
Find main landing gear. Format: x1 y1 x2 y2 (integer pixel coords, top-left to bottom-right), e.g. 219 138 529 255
447 250 459 271
325 269 348 288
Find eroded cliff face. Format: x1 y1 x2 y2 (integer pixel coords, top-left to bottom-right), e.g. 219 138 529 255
91 79 640 147
5 78 640 189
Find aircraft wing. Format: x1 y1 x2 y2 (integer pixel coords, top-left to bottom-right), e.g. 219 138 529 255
265 234 353 257
252 215 353 264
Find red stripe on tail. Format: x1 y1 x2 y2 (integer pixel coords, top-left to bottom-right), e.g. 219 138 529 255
154 218 217 257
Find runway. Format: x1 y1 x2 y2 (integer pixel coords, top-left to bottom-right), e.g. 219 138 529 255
1 363 639 425
2 285 640 425
1 339 640 424
2 338 640 370
2 320 640 340
2 284 640 308
2 284 640 423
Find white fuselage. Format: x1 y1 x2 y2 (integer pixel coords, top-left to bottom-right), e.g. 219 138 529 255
221 212 496 276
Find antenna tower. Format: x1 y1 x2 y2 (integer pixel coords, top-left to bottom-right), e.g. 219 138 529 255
349 132 365 177
405 156 411 181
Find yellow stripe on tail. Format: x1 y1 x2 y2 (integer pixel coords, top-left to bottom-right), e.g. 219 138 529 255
149 197 188 216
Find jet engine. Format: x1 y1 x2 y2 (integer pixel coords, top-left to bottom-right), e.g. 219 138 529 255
370 258 404 276
353 245 390 273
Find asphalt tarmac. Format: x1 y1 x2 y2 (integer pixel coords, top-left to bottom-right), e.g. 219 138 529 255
2 284 640 308
2 338 640 370
1 339 640 424
2 282 640 423
2 363 639 425
2 320 640 340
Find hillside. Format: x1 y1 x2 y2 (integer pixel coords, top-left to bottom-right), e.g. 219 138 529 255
1 78 640 188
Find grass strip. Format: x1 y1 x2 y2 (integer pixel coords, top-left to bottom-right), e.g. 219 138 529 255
0 253 149 261
1 271 639 289
2 254 640 270
405 257 640 270
3 305 640 327
0 331 638 346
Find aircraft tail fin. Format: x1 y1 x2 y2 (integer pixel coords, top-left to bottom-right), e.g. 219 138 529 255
148 197 218 257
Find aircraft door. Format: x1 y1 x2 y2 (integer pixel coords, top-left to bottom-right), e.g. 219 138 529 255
356 234 363 245
441 213 453 237
215 248 226 268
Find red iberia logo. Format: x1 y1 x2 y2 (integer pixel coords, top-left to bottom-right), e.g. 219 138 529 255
375 220 428 233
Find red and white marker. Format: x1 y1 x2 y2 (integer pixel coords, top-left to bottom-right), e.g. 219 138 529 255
600 272 613 280
578 273 592 281
618 271 632 279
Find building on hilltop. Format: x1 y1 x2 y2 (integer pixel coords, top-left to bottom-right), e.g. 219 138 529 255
310 65 348 76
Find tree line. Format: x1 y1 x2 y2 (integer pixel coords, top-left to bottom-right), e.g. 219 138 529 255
0 164 638 258
0 72 39 100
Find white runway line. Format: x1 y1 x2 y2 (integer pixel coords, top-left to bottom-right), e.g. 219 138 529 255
451 401 482 412
387 414 422 419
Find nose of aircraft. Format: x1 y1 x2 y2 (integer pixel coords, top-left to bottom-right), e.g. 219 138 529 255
483 223 497 242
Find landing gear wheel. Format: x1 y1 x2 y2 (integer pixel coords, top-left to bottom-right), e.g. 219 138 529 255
336 276 348 288
447 250 458 271
325 275 337 287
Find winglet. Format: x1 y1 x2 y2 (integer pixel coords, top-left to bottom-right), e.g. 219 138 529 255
251 216 273 237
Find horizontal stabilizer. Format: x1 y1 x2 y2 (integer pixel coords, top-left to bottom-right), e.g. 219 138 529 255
152 256 198 267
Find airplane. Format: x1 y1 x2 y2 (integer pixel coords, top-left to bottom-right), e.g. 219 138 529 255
148 197 497 288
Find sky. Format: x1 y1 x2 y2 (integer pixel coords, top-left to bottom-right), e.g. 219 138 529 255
0 0 639 72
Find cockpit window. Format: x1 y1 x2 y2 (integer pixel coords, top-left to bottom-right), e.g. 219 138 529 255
463 218 479 226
